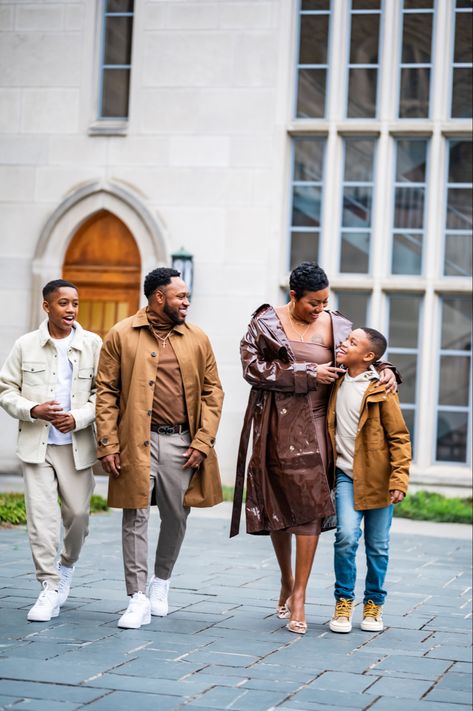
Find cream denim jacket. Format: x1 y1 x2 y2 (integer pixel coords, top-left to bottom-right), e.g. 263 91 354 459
0 320 102 470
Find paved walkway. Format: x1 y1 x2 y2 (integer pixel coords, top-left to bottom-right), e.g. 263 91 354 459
0 499 471 710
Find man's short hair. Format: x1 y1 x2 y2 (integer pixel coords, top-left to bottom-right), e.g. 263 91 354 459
289 262 329 300
359 327 387 361
144 267 181 299
42 279 78 301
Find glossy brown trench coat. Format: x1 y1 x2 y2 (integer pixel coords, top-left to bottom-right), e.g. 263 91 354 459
96 308 224 509
230 304 353 537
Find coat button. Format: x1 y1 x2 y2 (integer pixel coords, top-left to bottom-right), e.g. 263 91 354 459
147 410 152 416
148 380 154 386
144 440 149 447
102 437 109 445
151 352 157 357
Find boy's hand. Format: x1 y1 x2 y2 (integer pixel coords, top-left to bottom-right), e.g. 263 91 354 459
390 490 405 504
379 368 398 394
51 413 76 433
31 400 64 422
317 361 345 385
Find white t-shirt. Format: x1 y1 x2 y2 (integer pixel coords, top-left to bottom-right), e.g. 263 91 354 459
48 331 74 445
335 366 380 479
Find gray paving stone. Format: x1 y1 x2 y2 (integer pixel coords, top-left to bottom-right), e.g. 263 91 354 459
288 687 376 709
306 671 377 693
83 690 179 711
365 653 451 679
187 685 287 709
424 688 473 705
426 644 472 662
0 679 103 704
369 699 472 711
365 676 434 699
1 699 79 711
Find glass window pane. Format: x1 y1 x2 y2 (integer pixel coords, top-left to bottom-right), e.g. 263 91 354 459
301 0 330 9
296 69 326 118
292 186 322 227
347 68 377 118
394 187 425 229
342 188 372 228
439 356 471 406
441 297 472 351
454 16 472 63
389 353 417 403
340 232 370 273
448 140 472 183
444 234 473 277
399 67 430 118
436 411 468 462
401 14 432 64
392 233 423 274
389 295 421 348
404 0 433 7
349 14 379 64
352 0 381 9
294 140 324 181
101 68 130 117
396 140 427 182
107 0 134 11
299 14 329 65
446 188 472 230
290 232 320 270
452 68 473 118
344 140 375 182
335 292 370 325
104 17 133 65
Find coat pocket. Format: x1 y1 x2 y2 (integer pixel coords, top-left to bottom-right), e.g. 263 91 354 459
21 362 47 387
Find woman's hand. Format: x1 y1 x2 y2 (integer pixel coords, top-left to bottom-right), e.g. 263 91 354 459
317 361 345 385
379 368 397 394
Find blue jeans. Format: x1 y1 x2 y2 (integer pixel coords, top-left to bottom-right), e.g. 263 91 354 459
334 470 393 605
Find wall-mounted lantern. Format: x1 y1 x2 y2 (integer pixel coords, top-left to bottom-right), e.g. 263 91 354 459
171 246 194 298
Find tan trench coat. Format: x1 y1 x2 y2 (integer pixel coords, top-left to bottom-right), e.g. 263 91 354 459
96 308 224 509
327 377 411 510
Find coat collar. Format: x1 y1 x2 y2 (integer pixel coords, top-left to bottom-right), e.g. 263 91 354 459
131 307 186 335
39 318 85 349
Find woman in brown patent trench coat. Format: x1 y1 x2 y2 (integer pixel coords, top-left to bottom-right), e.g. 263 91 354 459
231 263 398 635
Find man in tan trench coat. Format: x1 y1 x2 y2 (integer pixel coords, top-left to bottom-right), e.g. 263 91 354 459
96 267 224 629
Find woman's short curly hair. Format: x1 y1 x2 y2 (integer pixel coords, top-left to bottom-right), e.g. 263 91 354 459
289 262 329 300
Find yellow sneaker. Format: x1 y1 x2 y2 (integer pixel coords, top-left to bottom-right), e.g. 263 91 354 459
361 600 384 631
329 598 354 633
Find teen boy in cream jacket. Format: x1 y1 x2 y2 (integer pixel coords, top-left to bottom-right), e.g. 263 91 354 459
0 280 101 622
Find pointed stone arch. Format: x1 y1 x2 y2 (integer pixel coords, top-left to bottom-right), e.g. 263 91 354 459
31 179 168 328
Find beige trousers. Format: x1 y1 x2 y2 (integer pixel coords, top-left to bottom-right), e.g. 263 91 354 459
22 444 95 588
122 430 193 595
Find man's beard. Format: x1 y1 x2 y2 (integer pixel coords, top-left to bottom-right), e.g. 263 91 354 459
163 301 185 325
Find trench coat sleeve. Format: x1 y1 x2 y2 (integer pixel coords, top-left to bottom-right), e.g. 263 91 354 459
380 393 411 494
241 318 317 394
95 329 122 458
0 341 38 422
190 338 224 457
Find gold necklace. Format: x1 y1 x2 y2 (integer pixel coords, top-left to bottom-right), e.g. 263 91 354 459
149 325 173 349
287 306 311 342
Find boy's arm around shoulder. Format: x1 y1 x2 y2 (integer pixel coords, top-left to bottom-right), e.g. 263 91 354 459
381 391 411 495
0 339 39 422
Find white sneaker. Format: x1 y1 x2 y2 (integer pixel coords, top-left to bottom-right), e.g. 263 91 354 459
57 562 75 606
27 582 60 622
329 598 354 633
148 575 170 617
117 592 151 629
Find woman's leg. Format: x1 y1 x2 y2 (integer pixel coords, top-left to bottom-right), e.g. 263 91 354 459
287 534 319 622
270 531 294 607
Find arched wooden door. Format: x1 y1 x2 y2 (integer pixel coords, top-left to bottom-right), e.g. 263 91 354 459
63 210 141 338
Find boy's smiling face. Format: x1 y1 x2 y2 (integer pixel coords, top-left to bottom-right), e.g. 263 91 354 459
336 329 376 370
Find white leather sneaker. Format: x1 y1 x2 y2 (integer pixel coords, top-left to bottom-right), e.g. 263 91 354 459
27 582 60 622
57 562 75 606
329 598 354 633
148 576 170 617
117 592 151 629
360 600 384 631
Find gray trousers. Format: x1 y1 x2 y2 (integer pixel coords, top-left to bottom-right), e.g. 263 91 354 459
22 444 94 588
122 430 193 595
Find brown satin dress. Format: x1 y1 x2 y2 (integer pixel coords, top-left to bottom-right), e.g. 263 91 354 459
282 340 333 535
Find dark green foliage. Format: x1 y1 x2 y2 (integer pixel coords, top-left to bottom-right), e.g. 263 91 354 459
0 493 109 526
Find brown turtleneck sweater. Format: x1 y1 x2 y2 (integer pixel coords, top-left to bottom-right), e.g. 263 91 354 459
147 308 187 427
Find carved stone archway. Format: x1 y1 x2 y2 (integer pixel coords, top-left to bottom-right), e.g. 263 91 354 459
31 179 168 328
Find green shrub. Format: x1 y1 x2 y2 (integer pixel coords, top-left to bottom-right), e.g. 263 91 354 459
0 493 109 527
394 490 472 524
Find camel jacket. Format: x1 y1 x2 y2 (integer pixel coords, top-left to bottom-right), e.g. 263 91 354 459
327 375 411 510
95 308 224 509
0 320 101 470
